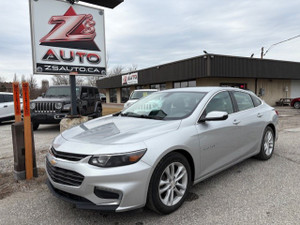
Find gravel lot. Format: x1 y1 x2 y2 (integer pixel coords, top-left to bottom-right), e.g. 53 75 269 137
0 107 299 225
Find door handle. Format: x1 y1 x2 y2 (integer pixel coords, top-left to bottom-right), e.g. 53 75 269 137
233 119 240 125
257 113 263 118
4 105 8 108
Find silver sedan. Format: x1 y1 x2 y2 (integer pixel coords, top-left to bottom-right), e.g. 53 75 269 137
46 87 278 214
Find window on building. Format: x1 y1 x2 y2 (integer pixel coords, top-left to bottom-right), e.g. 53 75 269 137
150 83 166 91
109 89 117 103
136 86 145 90
173 80 196 88
121 87 130 103
220 83 247 90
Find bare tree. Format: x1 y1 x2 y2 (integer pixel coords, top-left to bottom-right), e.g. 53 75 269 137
26 74 38 98
52 75 69 85
109 65 124 76
127 64 138 72
13 73 18 82
86 76 98 86
52 75 86 86
76 76 86 86
21 74 26 82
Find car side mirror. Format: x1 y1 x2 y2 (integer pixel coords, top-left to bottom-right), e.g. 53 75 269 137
199 111 228 122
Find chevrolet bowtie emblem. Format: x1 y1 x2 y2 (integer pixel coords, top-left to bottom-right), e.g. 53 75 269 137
50 159 57 166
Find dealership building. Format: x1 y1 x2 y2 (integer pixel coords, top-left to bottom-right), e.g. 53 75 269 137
97 54 300 106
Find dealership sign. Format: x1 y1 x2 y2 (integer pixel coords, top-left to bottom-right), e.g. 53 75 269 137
122 73 138 85
29 0 106 76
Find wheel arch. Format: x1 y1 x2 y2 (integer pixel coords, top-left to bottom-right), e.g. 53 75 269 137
267 123 276 139
151 149 195 183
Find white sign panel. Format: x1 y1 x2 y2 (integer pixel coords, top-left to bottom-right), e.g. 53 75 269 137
122 73 138 85
29 0 106 76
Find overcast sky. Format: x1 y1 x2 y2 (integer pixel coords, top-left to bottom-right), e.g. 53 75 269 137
1 0 300 84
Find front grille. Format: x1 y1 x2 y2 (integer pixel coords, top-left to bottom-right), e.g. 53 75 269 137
51 147 88 161
46 158 84 186
34 102 56 113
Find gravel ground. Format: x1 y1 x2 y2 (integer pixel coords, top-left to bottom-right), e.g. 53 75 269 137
0 107 299 225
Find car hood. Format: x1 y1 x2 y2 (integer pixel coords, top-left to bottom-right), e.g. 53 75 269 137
54 116 181 155
31 96 71 102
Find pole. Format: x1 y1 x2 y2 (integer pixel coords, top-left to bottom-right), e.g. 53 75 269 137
261 47 264 59
69 75 77 116
22 82 33 180
12 82 22 122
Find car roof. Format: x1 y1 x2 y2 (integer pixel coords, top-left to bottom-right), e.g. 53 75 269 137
133 89 158 92
162 86 252 94
0 92 13 95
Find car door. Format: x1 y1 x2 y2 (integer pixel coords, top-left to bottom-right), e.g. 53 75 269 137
230 91 265 157
196 91 241 177
0 94 14 118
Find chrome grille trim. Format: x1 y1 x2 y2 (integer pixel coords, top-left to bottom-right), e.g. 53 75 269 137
46 158 84 187
50 147 89 161
34 102 56 113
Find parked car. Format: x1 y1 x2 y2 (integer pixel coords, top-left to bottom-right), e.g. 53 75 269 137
291 97 300 109
46 87 278 214
100 93 106 103
0 92 15 123
30 86 102 130
123 89 158 109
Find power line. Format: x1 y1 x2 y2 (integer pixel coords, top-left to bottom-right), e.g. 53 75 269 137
263 34 300 56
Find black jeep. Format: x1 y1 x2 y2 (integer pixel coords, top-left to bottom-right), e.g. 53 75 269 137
30 86 102 130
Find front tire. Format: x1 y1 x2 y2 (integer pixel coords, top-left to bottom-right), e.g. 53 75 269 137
256 126 275 160
147 152 191 214
294 101 300 109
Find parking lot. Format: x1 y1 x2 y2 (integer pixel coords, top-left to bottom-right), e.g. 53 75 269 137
0 107 300 225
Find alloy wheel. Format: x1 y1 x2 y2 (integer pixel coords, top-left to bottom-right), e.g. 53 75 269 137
158 162 188 206
264 130 274 156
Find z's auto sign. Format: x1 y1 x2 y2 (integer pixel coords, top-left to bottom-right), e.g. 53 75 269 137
29 0 106 76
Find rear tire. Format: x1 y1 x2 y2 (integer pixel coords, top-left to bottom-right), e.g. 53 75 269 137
256 126 274 160
32 122 39 131
294 101 300 109
147 152 191 214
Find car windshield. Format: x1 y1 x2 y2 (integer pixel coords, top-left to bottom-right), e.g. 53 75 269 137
130 91 156 100
121 91 206 120
45 87 80 97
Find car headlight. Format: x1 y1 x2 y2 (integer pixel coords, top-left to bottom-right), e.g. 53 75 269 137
88 149 147 168
55 102 63 110
62 104 71 111
30 102 36 110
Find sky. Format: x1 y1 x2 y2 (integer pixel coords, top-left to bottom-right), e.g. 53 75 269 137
1 0 300 84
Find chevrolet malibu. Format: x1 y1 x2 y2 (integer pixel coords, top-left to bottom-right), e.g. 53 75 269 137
46 87 278 214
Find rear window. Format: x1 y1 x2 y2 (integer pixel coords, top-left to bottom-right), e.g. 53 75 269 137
233 92 254 111
251 95 262 107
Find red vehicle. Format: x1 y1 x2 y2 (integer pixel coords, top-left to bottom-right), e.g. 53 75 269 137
291 97 300 109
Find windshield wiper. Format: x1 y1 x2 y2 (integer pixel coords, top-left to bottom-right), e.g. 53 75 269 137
120 112 165 120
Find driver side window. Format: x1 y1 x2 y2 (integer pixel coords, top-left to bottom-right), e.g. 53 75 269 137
206 91 234 114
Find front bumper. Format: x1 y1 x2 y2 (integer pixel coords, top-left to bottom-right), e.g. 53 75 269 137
46 153 152 212
31 113 68 124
